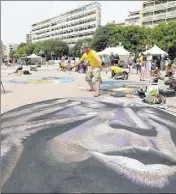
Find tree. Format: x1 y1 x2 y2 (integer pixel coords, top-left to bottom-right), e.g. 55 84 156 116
150 20 176 58
16 39 69 59
90 20 176 57
9 50 17 58
72 38 92 57
17 42 27 50
91 25 112 51
41 39 69 58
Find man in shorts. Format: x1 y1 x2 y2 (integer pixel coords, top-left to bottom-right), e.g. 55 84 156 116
70 43 102 97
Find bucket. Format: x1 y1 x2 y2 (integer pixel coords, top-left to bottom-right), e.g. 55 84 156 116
18 70 23 76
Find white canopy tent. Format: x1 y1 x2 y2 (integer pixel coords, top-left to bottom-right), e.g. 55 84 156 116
27 53 42 59
27 53 42 64
98 47 113 55
98 46 130 56
143 45 168 56
112 46 130 56
98 46 130 61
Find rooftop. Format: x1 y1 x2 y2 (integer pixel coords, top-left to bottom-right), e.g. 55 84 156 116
32 2 101 27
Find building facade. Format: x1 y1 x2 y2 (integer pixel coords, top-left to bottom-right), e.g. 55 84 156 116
30 2 101 46
26 33 32 43
108 10 141 27
5 43 18 59
141 1 176 27
125 10 141 26
1 41 6 60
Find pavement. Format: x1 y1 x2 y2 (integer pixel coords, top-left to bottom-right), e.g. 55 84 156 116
1 64 176 193
1 64 176 115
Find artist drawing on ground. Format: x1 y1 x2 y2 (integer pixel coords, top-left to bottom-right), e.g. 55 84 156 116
68 43 102 97
1 1 176 193
1 97 176 193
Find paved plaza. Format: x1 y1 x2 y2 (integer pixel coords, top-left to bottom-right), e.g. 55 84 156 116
1 65 176 193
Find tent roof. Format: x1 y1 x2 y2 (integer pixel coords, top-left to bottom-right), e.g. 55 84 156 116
143 45 168 56
27 53 42 58
98 46 129 56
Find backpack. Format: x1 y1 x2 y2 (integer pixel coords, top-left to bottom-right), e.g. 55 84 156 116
23 70 31 75
143 94 166 104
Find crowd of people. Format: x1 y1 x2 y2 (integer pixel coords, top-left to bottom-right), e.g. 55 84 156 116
4 43 175 97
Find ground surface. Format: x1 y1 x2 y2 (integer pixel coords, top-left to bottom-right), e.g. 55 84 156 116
1 64 176 193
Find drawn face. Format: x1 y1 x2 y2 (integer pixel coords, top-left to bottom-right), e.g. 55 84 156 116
1 97 176 193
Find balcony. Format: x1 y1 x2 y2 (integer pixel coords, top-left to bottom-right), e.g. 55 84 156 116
52 20 96 34
52 14 96 30
142 6 154 14
153 13 167 21
153 3 168 11
142 15 154 22
51 8 97 26
166 11 176 19
168 1 176 8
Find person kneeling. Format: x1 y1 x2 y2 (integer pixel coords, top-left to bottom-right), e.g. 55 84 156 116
111 65 128 80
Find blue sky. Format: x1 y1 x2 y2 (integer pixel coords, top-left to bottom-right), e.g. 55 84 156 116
1 1 141 44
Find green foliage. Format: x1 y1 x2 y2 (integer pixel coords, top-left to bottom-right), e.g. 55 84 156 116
17 42 27 50
9 50 17 58
16 39 69 58
91 21 176 57
71 38 92 57
16 21 176 59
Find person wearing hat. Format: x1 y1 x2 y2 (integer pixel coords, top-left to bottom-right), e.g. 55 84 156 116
69 43 102 97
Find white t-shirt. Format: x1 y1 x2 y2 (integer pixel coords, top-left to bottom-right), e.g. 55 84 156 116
147 55 152 61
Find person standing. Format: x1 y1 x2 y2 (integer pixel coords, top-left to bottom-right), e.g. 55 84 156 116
110 52 115 66
128 54 134 74
104 54 110 73
155 55 161 70
140 57 146 81
70 43 102 97
146 53 153 73
114 54 120 66
135 55 141 74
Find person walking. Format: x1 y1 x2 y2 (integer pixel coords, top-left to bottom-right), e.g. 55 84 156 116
69 43 102 97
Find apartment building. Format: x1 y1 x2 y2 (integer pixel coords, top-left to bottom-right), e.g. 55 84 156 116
26 33 32 43
5 43 18 58
141 1 176 27
108 10 141 27
30 2 101 46
125 10 141 26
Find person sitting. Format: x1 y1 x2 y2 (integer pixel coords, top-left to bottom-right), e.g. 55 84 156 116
15 63 23 73
60 56 67 71
165 63 175 78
